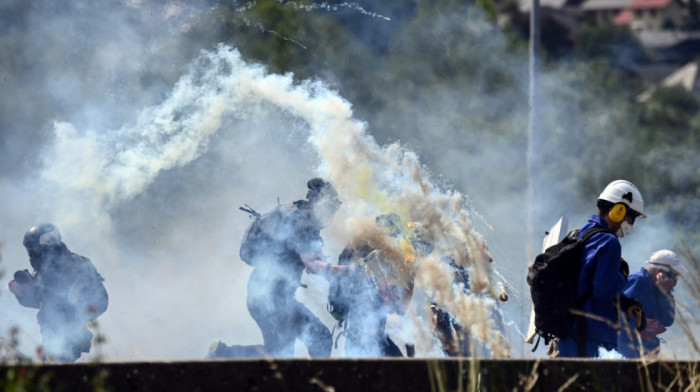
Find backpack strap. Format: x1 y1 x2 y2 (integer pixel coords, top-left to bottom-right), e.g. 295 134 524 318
577 226 613 242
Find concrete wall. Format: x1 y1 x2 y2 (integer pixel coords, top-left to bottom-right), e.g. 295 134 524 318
0 358 697 391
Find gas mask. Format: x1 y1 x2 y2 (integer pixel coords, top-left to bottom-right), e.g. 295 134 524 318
27 246 44 271
616 221 634 238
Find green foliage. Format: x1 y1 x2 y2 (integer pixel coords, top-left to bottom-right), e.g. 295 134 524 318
686 0 700 30
632 87 700 230
176 0 700 242
378 0 526 134
640 86 700 139
203 0 374 81
575 25 652 67
0 366 52 392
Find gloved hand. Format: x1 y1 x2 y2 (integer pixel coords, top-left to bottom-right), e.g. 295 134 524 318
620 296 647 332
8 271 41 309
619 257 630 281
642 318 667 339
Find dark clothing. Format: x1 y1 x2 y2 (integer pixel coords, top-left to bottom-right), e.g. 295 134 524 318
345 309 403 357
246 267 332 357
11 244 108 361
558 215 625 357
433 308 468 356
331 245 403 358
243 201 332 357
344 285 403 358
432 258 471 357
618 268 675 358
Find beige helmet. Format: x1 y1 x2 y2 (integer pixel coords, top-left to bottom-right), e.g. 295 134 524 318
646 249 688 275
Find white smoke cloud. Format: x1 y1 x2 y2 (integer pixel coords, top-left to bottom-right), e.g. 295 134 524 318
1 41 509 361
3 0 695 362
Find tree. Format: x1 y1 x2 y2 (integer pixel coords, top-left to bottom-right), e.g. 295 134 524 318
574 25 652 69
638 85 700 149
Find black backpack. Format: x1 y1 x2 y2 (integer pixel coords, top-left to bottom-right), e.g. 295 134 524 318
239 205 264 266
239 204 298 266
327 244 373 322
73 254 109 320
527 227 611 345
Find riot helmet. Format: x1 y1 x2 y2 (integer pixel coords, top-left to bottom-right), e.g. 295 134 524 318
23 223 62 249
23 223 62 266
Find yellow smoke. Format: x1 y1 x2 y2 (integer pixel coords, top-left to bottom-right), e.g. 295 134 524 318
319 143 509 356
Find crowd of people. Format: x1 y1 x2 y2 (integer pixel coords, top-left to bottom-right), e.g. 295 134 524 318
4 178 688 361
213 179 478 359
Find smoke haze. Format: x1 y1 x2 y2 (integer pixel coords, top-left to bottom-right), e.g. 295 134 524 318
1 1 697 361
0 4 504 359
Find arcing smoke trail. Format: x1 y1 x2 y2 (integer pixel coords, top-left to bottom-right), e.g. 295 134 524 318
40 44 509 357
295 2 392 21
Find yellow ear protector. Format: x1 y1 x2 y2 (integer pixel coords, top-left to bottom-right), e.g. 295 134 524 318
609 203 627 223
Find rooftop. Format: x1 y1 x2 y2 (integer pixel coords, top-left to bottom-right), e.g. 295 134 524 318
628 0 675 9
519 0 571 12
614 9 634 24
581 0 633 10
637 30 700 48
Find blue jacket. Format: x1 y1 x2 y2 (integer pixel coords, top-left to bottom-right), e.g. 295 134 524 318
617 268 675 357
558 215 625 357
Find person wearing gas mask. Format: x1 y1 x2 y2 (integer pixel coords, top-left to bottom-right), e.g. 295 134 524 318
233 178 349 358
617 250 686 358
557 180 647 357
327 213 415 358
7 223 108 362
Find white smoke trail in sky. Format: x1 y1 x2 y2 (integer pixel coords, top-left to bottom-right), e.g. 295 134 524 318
233 1 392 21
295 2 392 21
237 18 309 49
29 44 509 359
230 0 390 51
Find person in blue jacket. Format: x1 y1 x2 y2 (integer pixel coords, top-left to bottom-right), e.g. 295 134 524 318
558 180 646 358
617 249 686 358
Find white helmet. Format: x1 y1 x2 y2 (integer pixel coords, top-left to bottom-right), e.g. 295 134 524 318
598 180 646 217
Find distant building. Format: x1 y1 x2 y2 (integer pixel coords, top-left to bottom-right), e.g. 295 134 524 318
581 0 633 25
614 0 687 30
518 0 700 31
519 0 586 12
513 0 700 63
638 30 700 61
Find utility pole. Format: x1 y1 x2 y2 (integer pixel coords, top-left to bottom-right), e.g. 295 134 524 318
524 0 541 353
527 0 541 254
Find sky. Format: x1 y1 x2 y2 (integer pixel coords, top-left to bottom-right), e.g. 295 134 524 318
0 0 696 361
